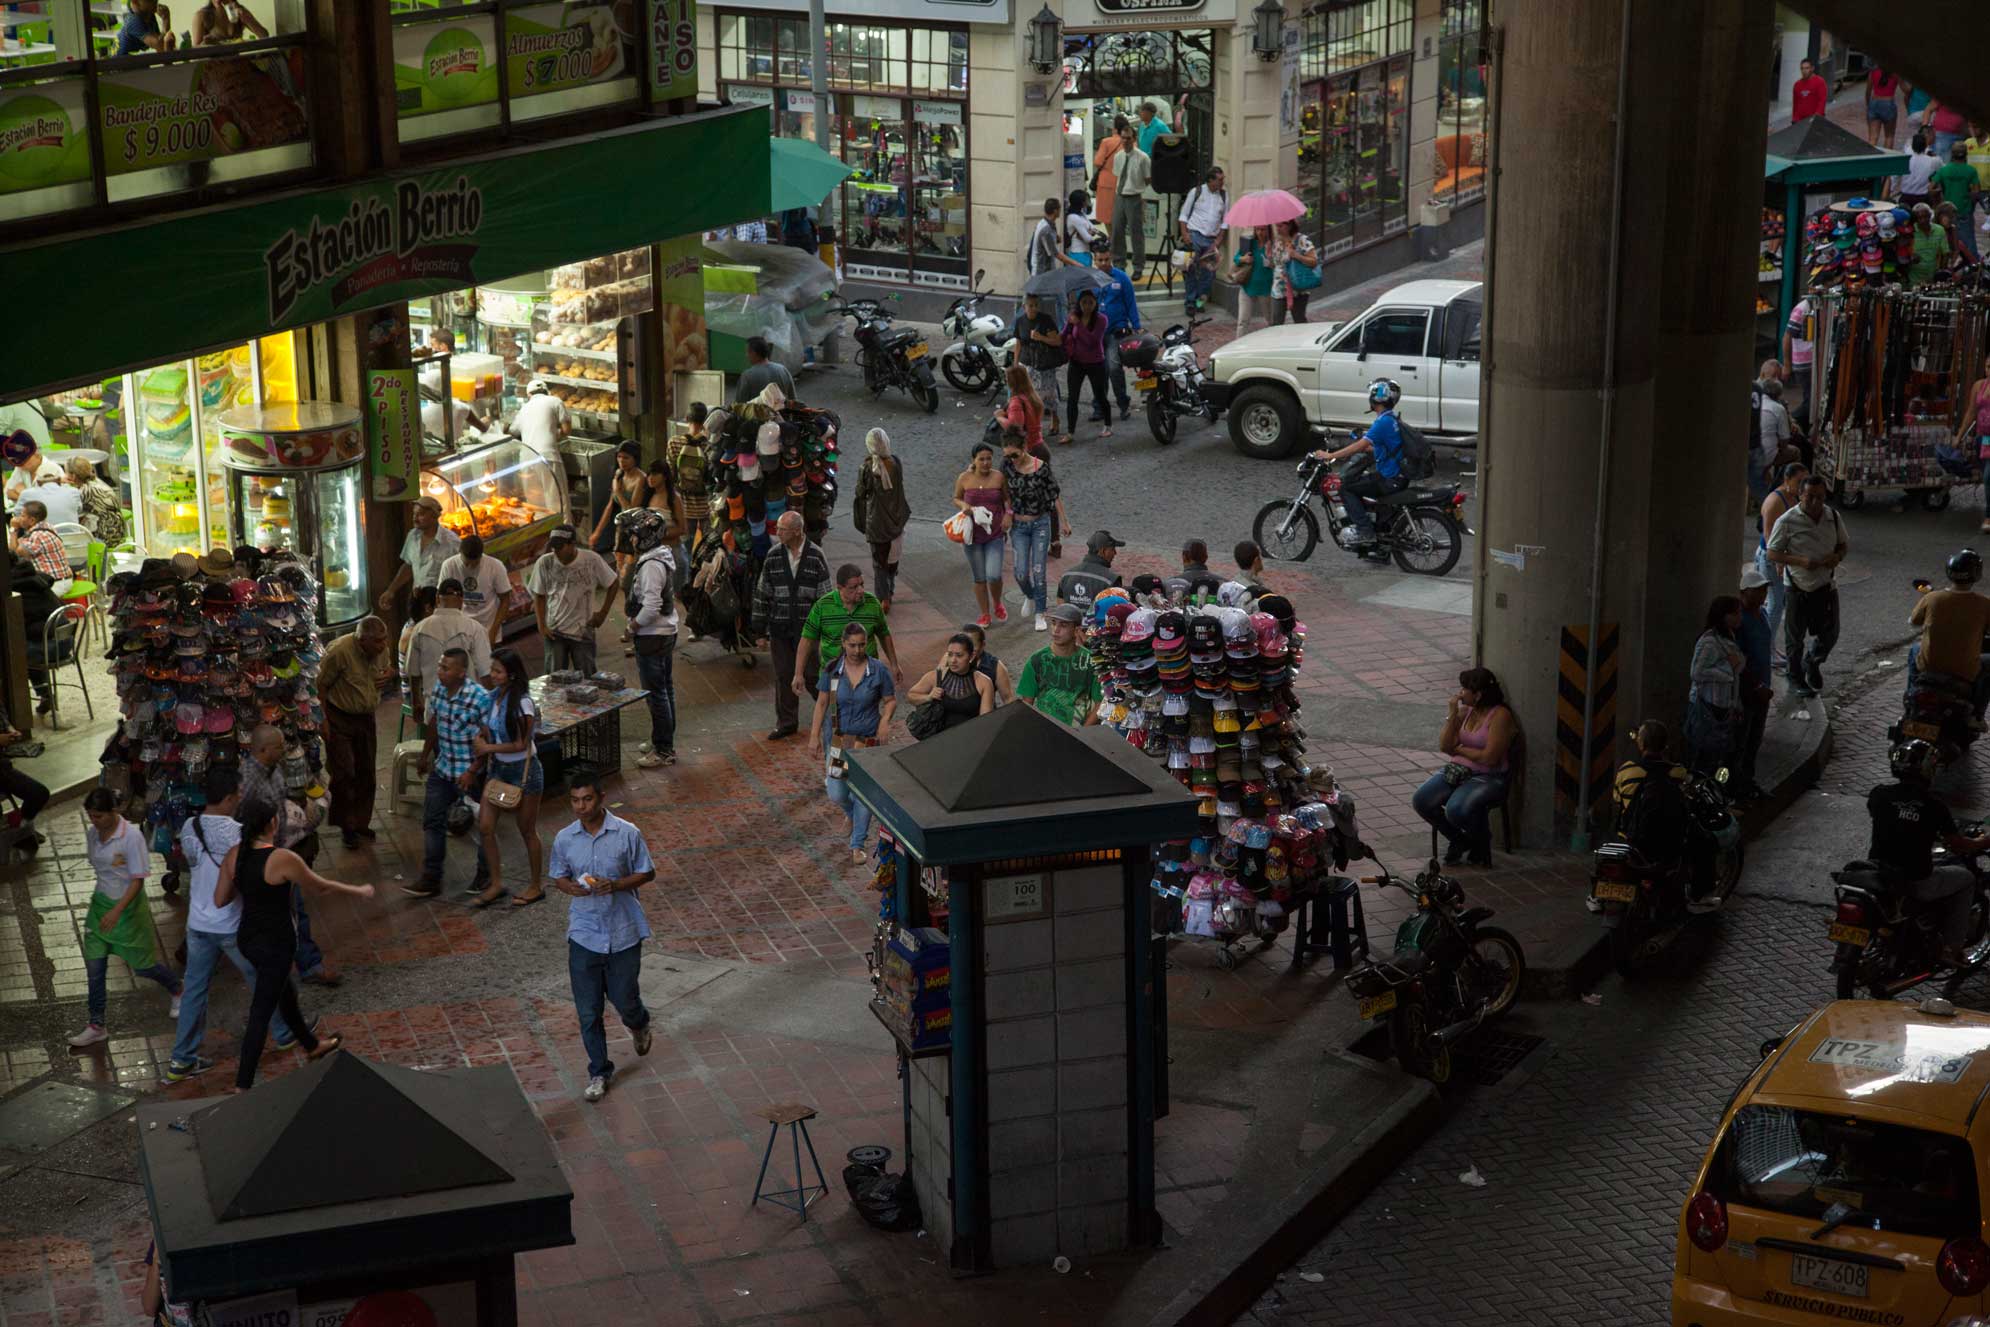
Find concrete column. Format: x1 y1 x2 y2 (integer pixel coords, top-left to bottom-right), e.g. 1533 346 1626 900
970 10 1063 298
1474 0 1771 843
1210 12 1290 197
1405 0 1443 223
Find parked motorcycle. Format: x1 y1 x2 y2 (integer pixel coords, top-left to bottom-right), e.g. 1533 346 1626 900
1125 323 1217 446
1343 854 1526 1085
938 272 1014 395
1829 826 1990 1001
1251 451 1469 575
1886 576 1983 768
1588 767 1744 975
830 299 939 413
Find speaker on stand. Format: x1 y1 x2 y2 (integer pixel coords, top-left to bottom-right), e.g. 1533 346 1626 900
1146 135 1199 298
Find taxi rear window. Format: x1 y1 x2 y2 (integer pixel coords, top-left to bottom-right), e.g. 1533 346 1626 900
1710 1105 1979 1239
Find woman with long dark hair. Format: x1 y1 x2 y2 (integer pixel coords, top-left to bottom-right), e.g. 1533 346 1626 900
1685 595 1745 775
959 622 1014 704
1062 289 1112 441
214 796 374 1090
69 787 181 1049
471 649 545 908
905 633 996 733
1410 666 1516 866
1064 188 1098 266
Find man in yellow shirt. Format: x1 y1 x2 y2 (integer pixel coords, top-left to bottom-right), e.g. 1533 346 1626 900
1907 549 1990 726
317 616 391 848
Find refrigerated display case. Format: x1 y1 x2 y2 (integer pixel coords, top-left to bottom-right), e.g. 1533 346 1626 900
422 437 567 631
216 403 369 630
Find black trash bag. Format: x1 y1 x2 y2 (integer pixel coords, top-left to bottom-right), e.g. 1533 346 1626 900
852 1171 921 1233
841 1160 883 1204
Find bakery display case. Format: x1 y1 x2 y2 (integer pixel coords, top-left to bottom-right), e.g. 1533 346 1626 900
422 436 566 557
529 249 650 435
216 403 370 630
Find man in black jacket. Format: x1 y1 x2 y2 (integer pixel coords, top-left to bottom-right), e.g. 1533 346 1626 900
751 512 833 740
1056 530 1125 614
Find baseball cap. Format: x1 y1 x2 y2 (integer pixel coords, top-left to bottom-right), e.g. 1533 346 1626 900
414 495 443 514
1086 530 1127 553
1045 604 1084 625
1740 565 1769 591
527 379 549 395
548 524 577 545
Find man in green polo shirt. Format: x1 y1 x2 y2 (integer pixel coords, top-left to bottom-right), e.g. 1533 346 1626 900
796 564 900 696
1936 142 1982 257
1017 604 1103 727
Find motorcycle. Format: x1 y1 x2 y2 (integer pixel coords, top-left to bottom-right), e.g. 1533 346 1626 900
938 271 1014 396
1887 577 1983 767
830 299 939 414
1829 824 1990 1000
1251 451 1469 576
1342 853 1526 1085
1588 766 1745 975
1125 323 1218 446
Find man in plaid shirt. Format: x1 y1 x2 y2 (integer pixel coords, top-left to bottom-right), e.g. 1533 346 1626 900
405 647 493 899
9 501 70 580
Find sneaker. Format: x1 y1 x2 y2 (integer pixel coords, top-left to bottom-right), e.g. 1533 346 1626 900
975 613 991 628
401 881 442 898
638 741 654 754
993 604 1009 623
635 753 663 769
633 1023 653 1057
66 1024 107 1048
162 1056 213 1083
1684 894 1722 916
169 991 182 1018
583 1075 609 1103
1034 613 1047 632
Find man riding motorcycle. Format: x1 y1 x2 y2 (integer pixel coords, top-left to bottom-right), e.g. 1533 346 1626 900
1588 718 1718 914
1867 738 1990 968
1308 378 1407 563
1905 547 1990 730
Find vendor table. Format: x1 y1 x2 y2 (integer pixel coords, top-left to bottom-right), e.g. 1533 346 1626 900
527 677 649 782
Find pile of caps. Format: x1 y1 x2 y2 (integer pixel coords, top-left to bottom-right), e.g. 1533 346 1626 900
99 548 326 853
1083 578 1362 944
702 387 842 554
1807 204 1918 287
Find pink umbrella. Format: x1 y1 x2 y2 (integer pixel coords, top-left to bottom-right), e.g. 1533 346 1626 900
1224 189 1307 228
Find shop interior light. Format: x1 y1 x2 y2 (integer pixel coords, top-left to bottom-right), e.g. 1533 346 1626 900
1251 0 1284 61
1026 4 1061 75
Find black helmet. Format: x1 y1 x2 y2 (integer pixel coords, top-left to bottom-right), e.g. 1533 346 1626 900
1890 739 1938 783
1949 548 1983 586
616 507 669 553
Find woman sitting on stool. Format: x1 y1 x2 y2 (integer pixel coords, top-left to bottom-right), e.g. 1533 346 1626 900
1411 666 1516 866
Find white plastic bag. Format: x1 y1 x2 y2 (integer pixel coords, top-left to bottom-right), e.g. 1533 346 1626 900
943 511 972 543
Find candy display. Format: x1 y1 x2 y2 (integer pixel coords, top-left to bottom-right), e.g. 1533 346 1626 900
97 551 327 858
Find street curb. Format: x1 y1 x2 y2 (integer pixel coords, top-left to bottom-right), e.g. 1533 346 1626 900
1127 1054 1441 1327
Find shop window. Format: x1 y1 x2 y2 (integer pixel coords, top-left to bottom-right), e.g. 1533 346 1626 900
391 0 639 147
909 28 966 96
1433 0 1488 207
1299 0 1412 81
1360 308 1428 358
840 95 909 266
0 0 315 226
1301 52 1407 256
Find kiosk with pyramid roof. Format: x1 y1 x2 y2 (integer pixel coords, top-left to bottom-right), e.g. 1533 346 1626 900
137 1051 572 1324
844 703 1200 1274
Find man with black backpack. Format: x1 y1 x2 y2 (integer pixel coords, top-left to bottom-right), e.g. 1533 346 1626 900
1309 377 1420 563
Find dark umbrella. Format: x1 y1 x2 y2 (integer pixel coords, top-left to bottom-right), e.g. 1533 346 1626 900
1022 265 1114 298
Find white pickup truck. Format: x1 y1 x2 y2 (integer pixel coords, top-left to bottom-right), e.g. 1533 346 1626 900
1202 279 1483 459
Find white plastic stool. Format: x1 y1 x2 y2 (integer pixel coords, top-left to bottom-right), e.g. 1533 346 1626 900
389 741 426 815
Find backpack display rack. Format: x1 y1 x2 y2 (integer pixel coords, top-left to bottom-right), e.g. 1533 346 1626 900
1810 284 1990 511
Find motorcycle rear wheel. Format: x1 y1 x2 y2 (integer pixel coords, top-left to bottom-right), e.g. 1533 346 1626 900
913 381 940 413
1252 499 1319 563
1611 893 1657 977
1389 1000 1452 1085
942 352 993 394
1707 842 1745 909
1148 398 1178 445
1391 508 1464 577
1834 942 1864 1000
1468 927 1526 1019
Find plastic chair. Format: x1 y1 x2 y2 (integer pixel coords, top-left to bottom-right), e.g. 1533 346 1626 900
36 604 92 728
85 540 106 584
50 523 90 574
388 741 426 815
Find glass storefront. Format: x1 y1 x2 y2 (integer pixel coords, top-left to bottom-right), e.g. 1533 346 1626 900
716 10 969 288
1432 0 1489 208
1296 1 1411 256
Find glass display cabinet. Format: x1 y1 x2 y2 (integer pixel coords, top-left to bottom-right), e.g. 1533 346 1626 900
422 436 567 557
216 403 369 630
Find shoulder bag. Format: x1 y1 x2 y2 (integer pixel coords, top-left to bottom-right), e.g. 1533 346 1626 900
906 669 949 741
485 720 534 811
825 670 849 779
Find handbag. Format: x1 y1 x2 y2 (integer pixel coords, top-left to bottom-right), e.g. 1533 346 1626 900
906 670 949 741
485 746 533 812
1441 762 1472 787
825 672 849 779
1287 254 1323 291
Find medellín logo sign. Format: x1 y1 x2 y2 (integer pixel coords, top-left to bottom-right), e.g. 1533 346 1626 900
265 175 485 324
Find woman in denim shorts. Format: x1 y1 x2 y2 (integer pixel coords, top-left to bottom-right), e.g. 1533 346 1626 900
472 648 547 908
953 441 1011 626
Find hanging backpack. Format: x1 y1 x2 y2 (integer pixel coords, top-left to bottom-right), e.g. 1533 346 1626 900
1395 415 1436 480
1618 762 1690 860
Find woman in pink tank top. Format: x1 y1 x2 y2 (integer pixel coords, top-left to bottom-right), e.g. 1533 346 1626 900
1958 354 1990 535
1411 666 1516 866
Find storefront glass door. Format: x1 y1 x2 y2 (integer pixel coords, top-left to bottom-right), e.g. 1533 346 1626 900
909 98 968 279
839 95 910 281
1301 54 1408 258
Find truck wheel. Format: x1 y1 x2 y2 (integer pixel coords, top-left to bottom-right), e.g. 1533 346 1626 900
1227 385 1304 460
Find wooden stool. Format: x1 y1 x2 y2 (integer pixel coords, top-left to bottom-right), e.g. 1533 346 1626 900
750 1103 828 1221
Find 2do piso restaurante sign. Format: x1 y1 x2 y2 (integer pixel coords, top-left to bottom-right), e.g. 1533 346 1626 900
0 105 769 403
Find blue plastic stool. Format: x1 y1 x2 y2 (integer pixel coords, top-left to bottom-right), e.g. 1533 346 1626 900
751 1103 828 1221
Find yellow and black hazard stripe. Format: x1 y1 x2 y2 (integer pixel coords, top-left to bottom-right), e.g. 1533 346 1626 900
1555 623 1618 820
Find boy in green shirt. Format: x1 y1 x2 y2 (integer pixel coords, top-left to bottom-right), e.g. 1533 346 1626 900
1016 604 1103 727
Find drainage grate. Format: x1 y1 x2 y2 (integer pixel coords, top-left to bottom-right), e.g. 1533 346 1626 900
1344 1025 1546 1087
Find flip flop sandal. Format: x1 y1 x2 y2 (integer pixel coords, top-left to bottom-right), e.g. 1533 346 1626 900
305 1033 343 1061
468 888 508 909
510 889 546 908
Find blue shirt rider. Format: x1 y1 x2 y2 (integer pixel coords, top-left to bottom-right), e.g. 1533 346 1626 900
1310 378 1409 559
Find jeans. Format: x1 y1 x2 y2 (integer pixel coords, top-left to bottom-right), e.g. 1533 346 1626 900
173 927 291 1065
1009 514 1052 614
635 634 677 754
1094 331 1131 417
1065 360 1110 432
1755 546 1787 650
1904 643 1990 718
1112 191 1146 272
825 774 873 851
546 633 598 675
965 539 1004 585
1784 582 1840 686
1342 468 1406 543
1934 131 1960 161
1412 769 1509 853
1184 229 1218 311
569 939 649 1081
236 936 319 1089
420 769 489 888
85 956 178 1027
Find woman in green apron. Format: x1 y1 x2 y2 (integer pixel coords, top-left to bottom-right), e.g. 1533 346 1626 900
69 788 180 1048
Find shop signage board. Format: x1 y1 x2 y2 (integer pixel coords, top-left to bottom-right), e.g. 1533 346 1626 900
710 0 1009 22
913 99 962 126
392 14 499 118
365 368 420 501
506 1 626 99
2 106 770 402
647 0 698 102
723 85 773 107
100 51 311 175
656 232 710 406
0 79 90 196
1065 0 1232 26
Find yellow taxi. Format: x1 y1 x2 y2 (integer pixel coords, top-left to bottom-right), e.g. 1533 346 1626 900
1673 999 1990 1327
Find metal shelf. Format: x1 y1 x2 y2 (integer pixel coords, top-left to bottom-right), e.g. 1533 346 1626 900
532 372 618 390
532 341 617 362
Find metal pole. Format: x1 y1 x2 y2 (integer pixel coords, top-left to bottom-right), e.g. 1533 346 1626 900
809 0 832 232
1570 0 1634 854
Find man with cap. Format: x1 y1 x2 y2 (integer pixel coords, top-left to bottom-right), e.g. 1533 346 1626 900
1734 566 1775 800
439 533 508 646
406 578 492 728
376 494 461 628
510 379 570 464
316 615 391 848
1017 604 1103 727
528 524 619 675
752 511 833 741
1057 530 1125 615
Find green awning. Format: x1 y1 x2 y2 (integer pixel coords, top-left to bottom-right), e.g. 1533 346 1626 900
768 136 854 213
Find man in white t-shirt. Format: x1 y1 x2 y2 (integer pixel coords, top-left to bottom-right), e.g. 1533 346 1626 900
406 577 493 724
1898 132 1941 204
439 533 509 644
527 524 619 675
511 381 570 464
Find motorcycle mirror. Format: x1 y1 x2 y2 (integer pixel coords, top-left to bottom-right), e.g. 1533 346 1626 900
1914 578 1933 593
973 267 985 285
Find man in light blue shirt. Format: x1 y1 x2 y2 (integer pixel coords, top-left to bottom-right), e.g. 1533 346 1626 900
549 774 656 1102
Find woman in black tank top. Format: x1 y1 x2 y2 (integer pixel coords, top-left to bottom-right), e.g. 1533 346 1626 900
214 797 376 1091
